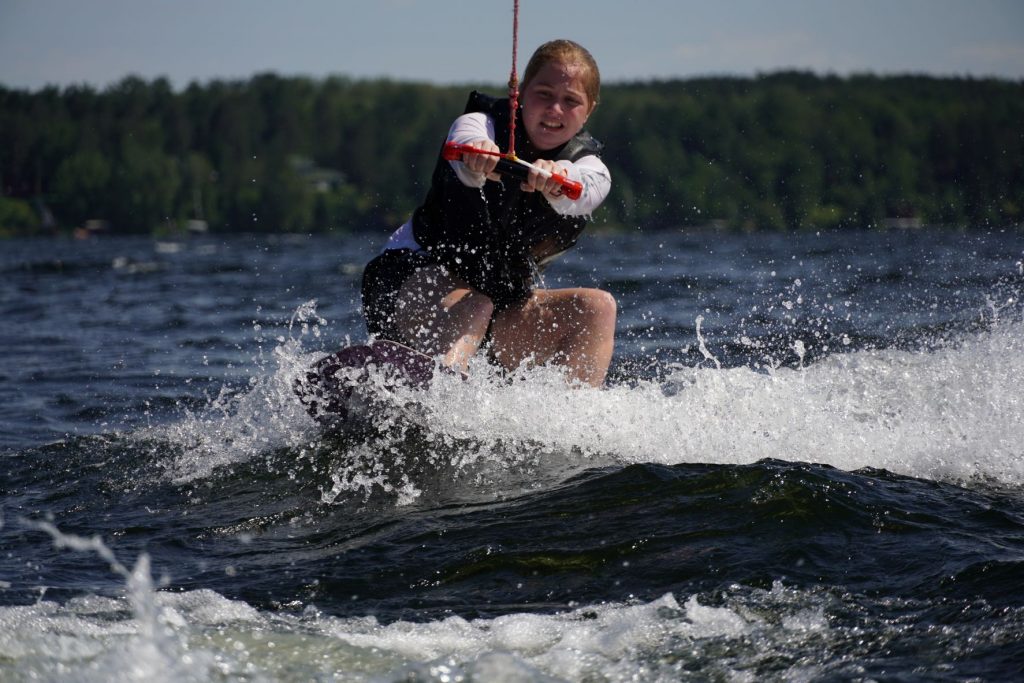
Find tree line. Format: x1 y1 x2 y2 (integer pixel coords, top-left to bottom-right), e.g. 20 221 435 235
1 71 1021 236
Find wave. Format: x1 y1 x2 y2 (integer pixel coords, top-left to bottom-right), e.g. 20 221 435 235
139 304 1024 493
3 559 1021 682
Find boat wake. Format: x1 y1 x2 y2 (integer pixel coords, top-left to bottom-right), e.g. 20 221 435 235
136 302 1024 498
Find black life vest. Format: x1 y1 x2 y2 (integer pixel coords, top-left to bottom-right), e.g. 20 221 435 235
412 91 603 309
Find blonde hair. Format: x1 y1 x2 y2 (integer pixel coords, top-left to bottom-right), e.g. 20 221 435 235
521 39 601 107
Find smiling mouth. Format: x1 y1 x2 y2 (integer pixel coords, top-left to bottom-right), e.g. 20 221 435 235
540 121 564 131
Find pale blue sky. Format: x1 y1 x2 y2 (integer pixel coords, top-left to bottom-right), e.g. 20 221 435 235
1 0 1022 91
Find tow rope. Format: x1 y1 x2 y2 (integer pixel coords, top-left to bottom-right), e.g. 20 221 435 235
507 0 520 159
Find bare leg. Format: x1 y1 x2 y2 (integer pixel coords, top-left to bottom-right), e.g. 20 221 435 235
488 288 617 387
392 265 494 372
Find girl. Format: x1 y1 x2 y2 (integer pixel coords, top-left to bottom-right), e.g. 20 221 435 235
361 39 615 387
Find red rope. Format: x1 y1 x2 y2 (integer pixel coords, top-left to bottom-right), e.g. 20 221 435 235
507 0 520 158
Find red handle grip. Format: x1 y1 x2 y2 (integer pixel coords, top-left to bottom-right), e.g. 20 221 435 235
442 141 501 161
550 173 583 200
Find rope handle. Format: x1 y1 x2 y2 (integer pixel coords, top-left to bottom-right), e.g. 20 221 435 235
442 141 583 200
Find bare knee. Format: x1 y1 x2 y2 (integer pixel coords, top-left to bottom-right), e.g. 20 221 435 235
577 289 617 327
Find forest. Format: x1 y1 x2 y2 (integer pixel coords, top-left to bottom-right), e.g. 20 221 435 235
0 71 1021 236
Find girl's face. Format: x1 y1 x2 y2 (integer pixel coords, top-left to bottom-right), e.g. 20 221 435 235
520 60 595 151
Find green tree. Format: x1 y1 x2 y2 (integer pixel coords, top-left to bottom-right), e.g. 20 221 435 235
51 150 112 226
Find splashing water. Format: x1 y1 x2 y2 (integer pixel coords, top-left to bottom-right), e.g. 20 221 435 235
136 294 1024 499
12 522 219 682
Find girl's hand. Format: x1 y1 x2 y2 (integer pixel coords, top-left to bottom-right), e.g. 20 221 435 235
461 139 501 181
522 159 571 199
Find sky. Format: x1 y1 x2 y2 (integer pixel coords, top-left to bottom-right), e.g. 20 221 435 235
1 0 1022 91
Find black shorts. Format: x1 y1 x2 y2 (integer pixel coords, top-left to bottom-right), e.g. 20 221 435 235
360 248 440 340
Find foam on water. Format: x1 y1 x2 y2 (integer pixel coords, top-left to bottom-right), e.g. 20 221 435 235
0 523 827 683
140 298 1024 494
5 554 1018 683
0 584 752 681
575 324 1020 484
395 318 1024 487
4 523 222 682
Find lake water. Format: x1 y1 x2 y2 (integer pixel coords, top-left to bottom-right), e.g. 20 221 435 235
2 227 1023 681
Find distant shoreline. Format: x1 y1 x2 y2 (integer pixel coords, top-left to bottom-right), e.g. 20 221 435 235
2 72 1022 236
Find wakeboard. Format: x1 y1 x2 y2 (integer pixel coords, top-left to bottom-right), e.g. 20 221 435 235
294 340 453 433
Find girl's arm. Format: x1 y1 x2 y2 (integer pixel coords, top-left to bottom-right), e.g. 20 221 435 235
446 112 498 187
539 155 611 217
